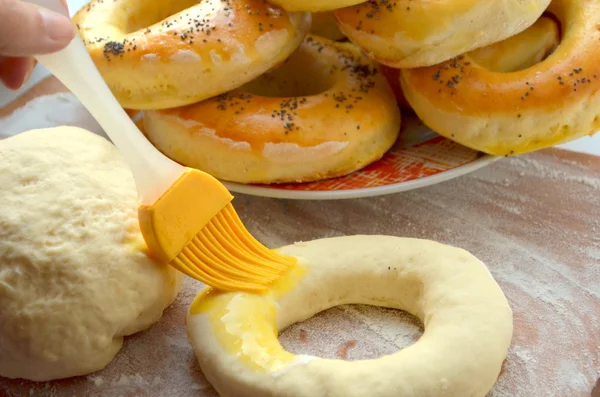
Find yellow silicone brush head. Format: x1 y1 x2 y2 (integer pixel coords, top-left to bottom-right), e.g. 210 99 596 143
138 168 296 293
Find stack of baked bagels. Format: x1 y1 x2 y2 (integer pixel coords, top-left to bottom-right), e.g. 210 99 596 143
73 0 598 184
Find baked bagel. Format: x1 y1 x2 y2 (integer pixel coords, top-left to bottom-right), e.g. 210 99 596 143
466 15 559 74
142 35 401 184
382 16 560 111
334 0 551 68
400 1 598 156
72 0 311 109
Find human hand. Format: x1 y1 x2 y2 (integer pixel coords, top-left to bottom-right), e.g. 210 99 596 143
0 0 74 90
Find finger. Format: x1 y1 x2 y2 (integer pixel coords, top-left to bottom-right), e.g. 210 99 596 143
0 56 36 90
0 0 75 57
59 0 70 14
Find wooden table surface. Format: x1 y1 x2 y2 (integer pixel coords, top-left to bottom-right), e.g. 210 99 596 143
0 78 599 397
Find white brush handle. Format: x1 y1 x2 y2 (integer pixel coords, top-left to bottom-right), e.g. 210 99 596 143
24 0 184 205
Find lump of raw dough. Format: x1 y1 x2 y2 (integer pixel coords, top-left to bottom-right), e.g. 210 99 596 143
0 127 182 381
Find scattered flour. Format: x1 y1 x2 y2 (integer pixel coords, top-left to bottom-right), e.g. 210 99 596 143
0 95 598 396
0 93 105 140
279 304 423 361
234 150 600 397
512 156 600 189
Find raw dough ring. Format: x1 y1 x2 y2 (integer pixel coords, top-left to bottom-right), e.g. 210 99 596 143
186 236 513 397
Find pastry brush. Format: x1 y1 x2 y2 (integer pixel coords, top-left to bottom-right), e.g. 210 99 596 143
25 0 296 293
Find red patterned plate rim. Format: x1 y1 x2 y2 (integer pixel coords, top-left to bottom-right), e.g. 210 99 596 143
129 110 499 200
223 134 500 200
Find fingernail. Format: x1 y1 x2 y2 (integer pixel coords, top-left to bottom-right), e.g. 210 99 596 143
9 58 36 90
38 8 75 42
22 61 35 85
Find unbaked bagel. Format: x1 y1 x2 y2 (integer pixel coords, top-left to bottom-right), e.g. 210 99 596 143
142 35 400 184
382 16 560 111
72 0 311 109
0 127 182 381
334 0 551 68
400 1 599 156
186 235 513 397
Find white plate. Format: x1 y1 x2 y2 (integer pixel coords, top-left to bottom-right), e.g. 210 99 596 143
224 155 498 200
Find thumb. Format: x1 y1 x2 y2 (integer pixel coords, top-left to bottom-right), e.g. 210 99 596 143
0 0 75 57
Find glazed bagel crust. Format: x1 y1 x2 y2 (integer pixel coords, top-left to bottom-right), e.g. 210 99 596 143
72 0 311 109
400 0 600 156
334 0 551 68
186 236 513 397
382 16 559 110
143 35 400 184
466 16 559 74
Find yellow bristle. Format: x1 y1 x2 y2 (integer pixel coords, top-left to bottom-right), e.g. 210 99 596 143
170 203 297 293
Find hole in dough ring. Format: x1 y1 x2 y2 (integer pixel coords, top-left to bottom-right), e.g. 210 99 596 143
399 0 600 156
72 0 311 110
187 236 513 397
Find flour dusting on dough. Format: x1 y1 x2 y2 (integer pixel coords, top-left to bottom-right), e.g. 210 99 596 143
271 355 316 379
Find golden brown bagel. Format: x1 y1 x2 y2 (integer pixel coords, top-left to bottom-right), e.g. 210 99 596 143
400 1 598 156
467 15 559 73
72 0 311 110
382 16 560 111
142 35 401 184
334 0 551 68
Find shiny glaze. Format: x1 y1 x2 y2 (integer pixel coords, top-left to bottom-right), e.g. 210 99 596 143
334 0 551 68
401 3 597 114
148 35 399 151
189 258 308 373
398 0 600 155
72 0 311 109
